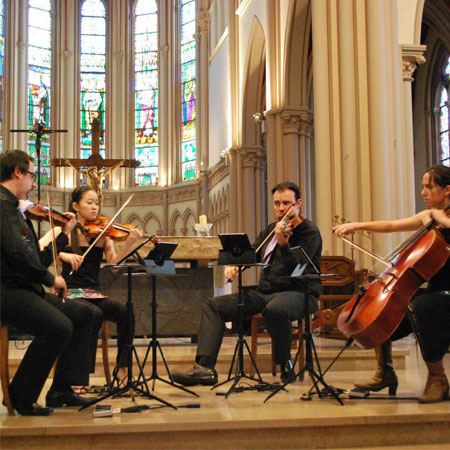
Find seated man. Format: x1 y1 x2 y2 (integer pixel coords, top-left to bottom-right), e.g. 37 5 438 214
173 181 322 386
1 150 97 415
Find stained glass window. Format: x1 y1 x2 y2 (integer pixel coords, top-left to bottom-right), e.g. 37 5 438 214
80 0 106 166
180 0 196 181
439 56 450 167
0 0 4 153
27 0 52 184
134 0 159 186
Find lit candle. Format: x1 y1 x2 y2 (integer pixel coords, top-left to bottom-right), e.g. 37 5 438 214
199 215 207 226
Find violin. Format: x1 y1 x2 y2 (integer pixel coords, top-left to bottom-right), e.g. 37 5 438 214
337 206 450 348
83 216 157 243
25 203 88 233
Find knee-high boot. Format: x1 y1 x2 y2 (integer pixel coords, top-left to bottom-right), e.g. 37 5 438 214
355 340 398 395
418 360 449 403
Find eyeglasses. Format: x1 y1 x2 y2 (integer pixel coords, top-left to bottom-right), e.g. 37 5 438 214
26 171 38 181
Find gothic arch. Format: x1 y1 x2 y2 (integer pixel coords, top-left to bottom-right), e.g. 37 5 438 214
143 212 162 235
182 208 196 236
241 17 266 147
169 209 183 235
283 0 312 107
412 0 450 206
124 213 143 228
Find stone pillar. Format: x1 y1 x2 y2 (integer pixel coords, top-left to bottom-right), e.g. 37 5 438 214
401 44 426 214
298 111 314 219
312 0 409 264
197 7 210 174
240 146 265 284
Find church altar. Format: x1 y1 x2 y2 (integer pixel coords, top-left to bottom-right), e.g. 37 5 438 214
99 236 228 337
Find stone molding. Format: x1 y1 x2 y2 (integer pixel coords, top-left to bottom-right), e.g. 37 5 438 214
198 10 210 33
240 146 266 169
265 107 314 136
207 159 230 190
167 185 198 203
401 44 427 82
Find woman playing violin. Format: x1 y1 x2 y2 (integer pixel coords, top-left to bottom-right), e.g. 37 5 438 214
333 164 450 403
40 186 144 386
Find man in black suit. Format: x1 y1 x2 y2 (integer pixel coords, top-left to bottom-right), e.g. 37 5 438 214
0 150 98 415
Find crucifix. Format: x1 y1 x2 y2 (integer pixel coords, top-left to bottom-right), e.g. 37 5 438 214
51 118 140 205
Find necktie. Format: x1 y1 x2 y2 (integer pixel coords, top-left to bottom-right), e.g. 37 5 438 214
263 235 277 264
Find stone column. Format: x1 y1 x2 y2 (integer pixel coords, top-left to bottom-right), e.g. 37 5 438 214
298 111 314 219
312 0 409 264
197 7 210 174
401 44 426 214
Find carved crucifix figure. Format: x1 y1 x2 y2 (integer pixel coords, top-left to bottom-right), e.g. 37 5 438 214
51 118 140 205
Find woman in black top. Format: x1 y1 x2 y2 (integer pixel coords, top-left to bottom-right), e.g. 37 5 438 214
40 186 144 386
333 165 450 403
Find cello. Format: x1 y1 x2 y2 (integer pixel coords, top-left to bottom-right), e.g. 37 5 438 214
337 207 450 348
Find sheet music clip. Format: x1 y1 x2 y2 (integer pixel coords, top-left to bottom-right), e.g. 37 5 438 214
144 241 178 274
218 233 256 266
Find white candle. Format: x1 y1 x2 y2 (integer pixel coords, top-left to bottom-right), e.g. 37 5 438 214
199 215 207 226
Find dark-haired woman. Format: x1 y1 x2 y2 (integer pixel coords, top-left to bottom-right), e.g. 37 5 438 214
40 186 144 385
333 165 450 403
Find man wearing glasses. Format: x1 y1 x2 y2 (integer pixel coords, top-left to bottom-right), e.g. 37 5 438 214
0 149 96 415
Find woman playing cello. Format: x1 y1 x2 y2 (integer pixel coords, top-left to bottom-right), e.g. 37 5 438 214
333 165 450 403
40 186 144 387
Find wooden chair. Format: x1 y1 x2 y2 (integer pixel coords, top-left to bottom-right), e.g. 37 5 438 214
249 256 365 378
249 315 302 378
1 322 111 416
0 324 14 415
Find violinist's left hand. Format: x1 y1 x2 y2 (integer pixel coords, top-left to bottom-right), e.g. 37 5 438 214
126 227 144 245
62 212 77 235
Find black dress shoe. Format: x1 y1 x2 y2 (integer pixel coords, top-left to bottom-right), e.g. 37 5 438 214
172 365 218 386
46 389 92 408
3 392 54 416
15 403 54 416
280 360 296 384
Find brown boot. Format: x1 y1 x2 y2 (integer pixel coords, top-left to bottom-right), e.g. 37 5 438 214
355 341 398 395
418 360 449 403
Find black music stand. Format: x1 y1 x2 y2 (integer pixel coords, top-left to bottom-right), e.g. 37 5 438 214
211 234 274 398
137 243 199 398
264 247 344 405
79 263 176 411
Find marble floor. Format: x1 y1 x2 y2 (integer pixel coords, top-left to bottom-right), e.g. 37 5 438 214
1 336 449 449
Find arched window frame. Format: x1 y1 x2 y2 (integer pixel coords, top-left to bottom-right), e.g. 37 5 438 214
178 0 197 183
133 0 159 187
78 0 107 175
436 54 450 166
27 0 54 185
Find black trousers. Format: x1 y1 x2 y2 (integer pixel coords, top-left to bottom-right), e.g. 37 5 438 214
391 290 450 362
195 288 318 366
76 297 131 369
0 288 96 405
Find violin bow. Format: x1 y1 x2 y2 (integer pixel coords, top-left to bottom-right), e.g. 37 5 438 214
254 204 294 254
340 236 393 268
69 193 135 274
47 191 65 302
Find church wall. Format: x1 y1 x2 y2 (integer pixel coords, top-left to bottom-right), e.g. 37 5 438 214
208 35 230 168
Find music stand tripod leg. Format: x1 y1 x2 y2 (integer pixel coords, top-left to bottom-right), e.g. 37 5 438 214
211 266 274 397
79 266 177 411
136 275 198 397
265 290 344 405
